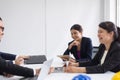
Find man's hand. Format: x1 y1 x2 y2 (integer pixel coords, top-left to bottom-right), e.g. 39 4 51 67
15 55 30 65
15 57 24 65
35 68 41 76
48 67 54 74
3 72 14 78
18 55 29 59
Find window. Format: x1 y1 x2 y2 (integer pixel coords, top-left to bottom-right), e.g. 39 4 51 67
117 0 120 26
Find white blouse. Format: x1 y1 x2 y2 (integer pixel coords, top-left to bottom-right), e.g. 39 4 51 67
100 50 108 65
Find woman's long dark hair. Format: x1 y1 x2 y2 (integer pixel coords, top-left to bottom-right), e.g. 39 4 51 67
99 21 120 42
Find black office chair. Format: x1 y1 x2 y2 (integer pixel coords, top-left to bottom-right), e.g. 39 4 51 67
92 46 99 59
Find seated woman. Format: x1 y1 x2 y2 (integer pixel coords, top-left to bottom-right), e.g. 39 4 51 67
63 24 93 62
65 21 120 73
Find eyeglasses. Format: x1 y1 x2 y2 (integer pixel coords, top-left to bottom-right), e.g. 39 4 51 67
0 26 4 31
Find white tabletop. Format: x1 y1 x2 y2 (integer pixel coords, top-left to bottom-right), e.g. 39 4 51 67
0 71 115 80
0 57 115 80
44 71 115 80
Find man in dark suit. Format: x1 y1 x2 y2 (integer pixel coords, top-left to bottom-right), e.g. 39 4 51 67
0 17 40 77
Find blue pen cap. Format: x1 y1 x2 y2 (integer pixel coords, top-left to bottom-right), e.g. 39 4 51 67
72 74 91 80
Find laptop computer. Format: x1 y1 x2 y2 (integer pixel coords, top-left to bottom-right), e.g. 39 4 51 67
20 58 53 80
24 55 47 64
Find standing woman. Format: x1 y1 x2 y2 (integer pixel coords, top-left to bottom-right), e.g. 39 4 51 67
65 21 120 73
63 24 93 62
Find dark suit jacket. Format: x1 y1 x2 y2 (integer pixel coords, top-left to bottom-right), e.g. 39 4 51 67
0 52 34 77
63 37 93 62
79 41 120 73
0 51 16 60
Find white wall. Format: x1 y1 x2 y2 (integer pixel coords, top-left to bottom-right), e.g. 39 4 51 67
104 0 117 24
46 0 104 57
0 0 46 55
0 0 104 57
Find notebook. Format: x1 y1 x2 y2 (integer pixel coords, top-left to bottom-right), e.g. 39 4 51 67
20 58 53 80
24 55 47 64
